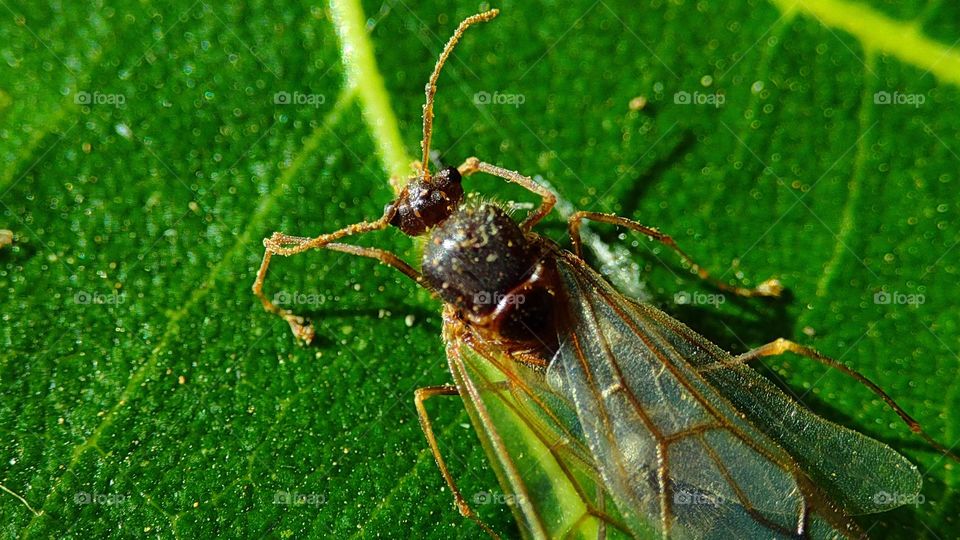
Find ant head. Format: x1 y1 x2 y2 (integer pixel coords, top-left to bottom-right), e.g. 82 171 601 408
387 166 464 236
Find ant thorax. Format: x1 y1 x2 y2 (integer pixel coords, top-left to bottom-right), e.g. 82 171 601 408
422 202 536 311
422 201 561 353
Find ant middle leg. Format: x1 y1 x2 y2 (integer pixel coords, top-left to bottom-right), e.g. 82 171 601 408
568 211 782 298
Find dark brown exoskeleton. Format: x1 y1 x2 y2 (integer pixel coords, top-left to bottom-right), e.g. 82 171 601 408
252 9 960 539
250 7 777 533
248 7 780 534
386 161 560 352
251 10 573 352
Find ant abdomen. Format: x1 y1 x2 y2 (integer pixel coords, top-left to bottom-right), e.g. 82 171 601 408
389 166 464 236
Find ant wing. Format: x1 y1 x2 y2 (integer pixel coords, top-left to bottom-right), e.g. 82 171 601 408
683 329 921 515
552 253 867 539
445 319 651 538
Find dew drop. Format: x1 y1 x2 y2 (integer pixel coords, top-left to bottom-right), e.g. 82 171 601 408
114 123 133 139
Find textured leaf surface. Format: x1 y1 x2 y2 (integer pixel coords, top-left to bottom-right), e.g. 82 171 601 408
1 0 958 538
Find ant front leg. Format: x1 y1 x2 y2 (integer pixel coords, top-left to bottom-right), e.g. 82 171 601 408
252 206 402 344
458 157 556 232
569 211 782 299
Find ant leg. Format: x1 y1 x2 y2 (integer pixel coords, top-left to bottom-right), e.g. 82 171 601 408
717 338 960 463
415 385 501 540
324 243 425 285
252 207 410 344
568 211 782 298
253 249 317 343
458 157 556 231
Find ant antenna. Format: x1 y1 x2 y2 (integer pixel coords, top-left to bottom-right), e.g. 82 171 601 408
420 9 500 182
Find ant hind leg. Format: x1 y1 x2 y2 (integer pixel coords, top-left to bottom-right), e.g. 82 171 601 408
415 385 502 539
723 338 960 463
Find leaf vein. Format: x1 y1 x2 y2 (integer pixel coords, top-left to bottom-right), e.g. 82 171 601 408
21 89 358 537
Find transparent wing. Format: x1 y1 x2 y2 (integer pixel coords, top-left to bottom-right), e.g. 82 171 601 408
552 255 870 539
444 320 652 539
682 328 921 515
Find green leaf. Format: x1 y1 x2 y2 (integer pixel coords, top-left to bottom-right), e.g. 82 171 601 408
2 0 958 538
